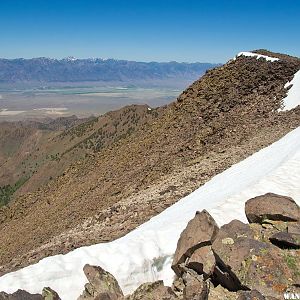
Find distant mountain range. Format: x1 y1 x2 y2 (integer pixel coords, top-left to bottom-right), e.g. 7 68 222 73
0 57 219 87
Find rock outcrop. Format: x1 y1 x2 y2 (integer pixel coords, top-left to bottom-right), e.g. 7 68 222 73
170 193 300 299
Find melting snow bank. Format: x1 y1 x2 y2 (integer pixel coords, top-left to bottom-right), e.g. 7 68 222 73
1 127 300 299
280 69 300 111
235 51 279 62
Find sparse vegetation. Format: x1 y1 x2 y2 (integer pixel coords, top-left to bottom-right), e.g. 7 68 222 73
0 177 29 207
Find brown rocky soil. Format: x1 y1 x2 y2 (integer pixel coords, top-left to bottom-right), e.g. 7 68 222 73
0 50 300 276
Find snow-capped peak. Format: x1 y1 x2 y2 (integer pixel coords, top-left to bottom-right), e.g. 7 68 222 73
234 51 279 62
64 56 77 61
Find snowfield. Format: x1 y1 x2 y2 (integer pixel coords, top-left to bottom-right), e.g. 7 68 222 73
1 126 300 299
235 51 279 62
281 70 300 111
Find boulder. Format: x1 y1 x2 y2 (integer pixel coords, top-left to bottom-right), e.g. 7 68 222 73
182 273 208 300
186 246 216 279
78 264 123 300
269 231 300 249
42 287 61 300
172 210 219 276
245 193 300 224
0 290 42 300
126 281 178 300
211 220 299 298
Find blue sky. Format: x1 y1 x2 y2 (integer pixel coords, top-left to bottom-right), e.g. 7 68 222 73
0 0 299 62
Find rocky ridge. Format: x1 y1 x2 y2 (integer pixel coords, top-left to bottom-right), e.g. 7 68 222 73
2 193 299 299
1 50 300 276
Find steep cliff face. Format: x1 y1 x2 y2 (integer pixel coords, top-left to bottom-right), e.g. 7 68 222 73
0 50 300 275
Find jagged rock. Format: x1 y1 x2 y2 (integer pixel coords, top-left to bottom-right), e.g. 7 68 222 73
269 231 300 249
182 273 208 300
78 264 123 300
237 290 265 300
0 290 42 300
42 287 61 300
126 281 178 300
172 210 219 276
211 220 299 298
186 246 216 279
245 193 300 224
207 285 236 300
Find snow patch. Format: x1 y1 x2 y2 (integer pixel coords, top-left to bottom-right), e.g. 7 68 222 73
1 126 300 299
235 51 279 62
280 70 300 111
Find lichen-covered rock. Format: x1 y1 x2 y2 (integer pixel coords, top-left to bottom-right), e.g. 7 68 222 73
172 210 219 276
211 220 300 298
126 281 178 300
245 193 300 224
78 264 123 300
0 290 42 300
42 287 61 300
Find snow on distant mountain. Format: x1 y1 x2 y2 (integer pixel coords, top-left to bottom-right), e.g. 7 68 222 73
0 57 219 86
0 122 300 300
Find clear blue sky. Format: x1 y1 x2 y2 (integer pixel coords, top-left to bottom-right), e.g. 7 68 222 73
0 0 299 63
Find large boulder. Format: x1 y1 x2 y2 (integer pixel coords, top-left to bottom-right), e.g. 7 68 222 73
211 220 299 298
78 264 123 300
172 210 219 276
245 193 300 224
0 290 42 300
126 281 178 300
